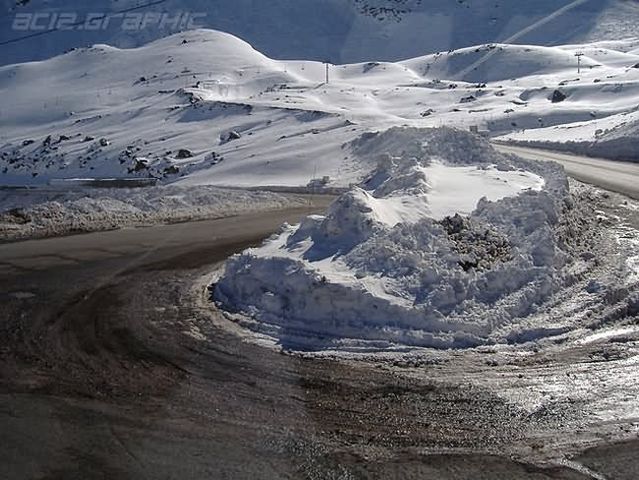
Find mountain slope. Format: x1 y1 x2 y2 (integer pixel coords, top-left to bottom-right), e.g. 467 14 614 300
2 29 639 187
2 0 639 66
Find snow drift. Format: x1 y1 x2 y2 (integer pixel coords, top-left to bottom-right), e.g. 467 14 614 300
213 127 582 350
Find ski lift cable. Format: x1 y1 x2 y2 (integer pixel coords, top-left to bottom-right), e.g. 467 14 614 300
0 0 168 47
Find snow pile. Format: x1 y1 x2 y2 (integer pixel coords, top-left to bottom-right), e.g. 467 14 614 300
499 109 639 162
0 186 305 242
213 128 576 350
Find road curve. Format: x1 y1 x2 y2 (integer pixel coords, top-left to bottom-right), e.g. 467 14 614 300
494 143 639 200
2 196 637 479
0 201 333 276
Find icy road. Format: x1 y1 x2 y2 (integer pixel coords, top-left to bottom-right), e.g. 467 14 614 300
2 188 638 479
495 144 639 200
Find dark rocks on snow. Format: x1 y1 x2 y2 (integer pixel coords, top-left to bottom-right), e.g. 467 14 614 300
440 214 512 272
132 159 148 172
207 152 223 165
163 165 180 175
5 208 30 225
220 130 242 144
22 139 35 147
363 62 380 73
99 138 110 147
175 149 193 159
441 213 466 235
551 90 567 103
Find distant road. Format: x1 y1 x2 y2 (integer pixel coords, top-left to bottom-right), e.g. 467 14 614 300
494 144 639 200
0 201 333 275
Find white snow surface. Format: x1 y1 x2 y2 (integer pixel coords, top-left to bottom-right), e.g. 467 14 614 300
498 109 639 161
0 185 304 242
3 0 639 66
214 128 585 351
2 30 639 188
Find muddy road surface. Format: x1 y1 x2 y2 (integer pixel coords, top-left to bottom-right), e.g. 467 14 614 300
1 196 637 479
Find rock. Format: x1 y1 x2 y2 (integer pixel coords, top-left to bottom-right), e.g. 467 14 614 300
440 213 466 235
163 165 180 175
133 159 148 172
633 63 639 69
460 95 476 103
99 138 109 147
175 149 193 159
550 89 567 103
220 130 242 144
363 62 380 73
83 136 95 142
206 152 223 165
22 139 34 147
6 208 30 224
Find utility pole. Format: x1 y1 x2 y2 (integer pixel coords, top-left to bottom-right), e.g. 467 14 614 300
575 52 584 74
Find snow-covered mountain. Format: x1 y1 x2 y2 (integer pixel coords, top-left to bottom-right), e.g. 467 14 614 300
499 108 639 160
1 29 638 187
2 0 639 66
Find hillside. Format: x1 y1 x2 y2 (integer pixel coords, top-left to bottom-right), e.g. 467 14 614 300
2 29 639 188
2 0 639 66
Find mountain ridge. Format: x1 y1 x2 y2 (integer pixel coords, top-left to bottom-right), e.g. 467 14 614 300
2 0 639 66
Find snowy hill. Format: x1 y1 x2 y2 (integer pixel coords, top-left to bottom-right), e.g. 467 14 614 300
498 109 639 161
2 0 639 66
2 29 639 187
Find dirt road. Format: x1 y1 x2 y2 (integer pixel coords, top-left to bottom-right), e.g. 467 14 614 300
1 197 637 479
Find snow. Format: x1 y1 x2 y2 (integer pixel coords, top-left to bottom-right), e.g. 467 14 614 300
213 128 580 350
3 0 639 66
419 162 544 219
2 29 639 190
498 109 639 161
0 24 636 349
0 185 305 242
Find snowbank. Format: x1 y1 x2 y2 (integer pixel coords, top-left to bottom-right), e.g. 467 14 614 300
213 128 582 350
0 185 306 242
497 109 639 162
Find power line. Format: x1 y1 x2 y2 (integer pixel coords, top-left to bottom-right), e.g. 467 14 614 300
0 0 168 47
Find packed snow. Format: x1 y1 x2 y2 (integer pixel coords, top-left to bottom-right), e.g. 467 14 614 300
212 128 637 351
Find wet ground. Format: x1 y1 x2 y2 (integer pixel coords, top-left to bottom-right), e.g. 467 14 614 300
1 191 638 479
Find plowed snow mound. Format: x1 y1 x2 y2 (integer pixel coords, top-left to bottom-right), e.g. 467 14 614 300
212 128 632 351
